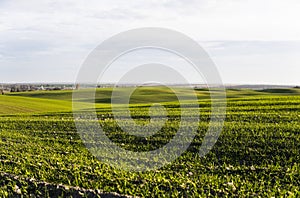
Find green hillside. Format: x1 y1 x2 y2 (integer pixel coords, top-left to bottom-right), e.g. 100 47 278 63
2 87 299 115
0 95 72 114
8 87 300 101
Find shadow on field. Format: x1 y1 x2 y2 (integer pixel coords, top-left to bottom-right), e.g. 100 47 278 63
258 88 299 94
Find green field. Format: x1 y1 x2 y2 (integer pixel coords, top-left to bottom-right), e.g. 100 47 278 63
0 88 299 197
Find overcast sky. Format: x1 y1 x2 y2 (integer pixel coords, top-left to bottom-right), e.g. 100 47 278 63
0 0 300 85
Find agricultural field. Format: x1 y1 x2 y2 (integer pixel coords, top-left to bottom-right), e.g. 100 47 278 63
0 87 299 197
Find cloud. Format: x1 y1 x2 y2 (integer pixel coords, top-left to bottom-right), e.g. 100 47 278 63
204 41 300 56
1 0 300 44
0 0 299 84
204 41 300 85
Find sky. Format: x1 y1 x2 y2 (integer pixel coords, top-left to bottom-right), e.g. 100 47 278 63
0 0 300 85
